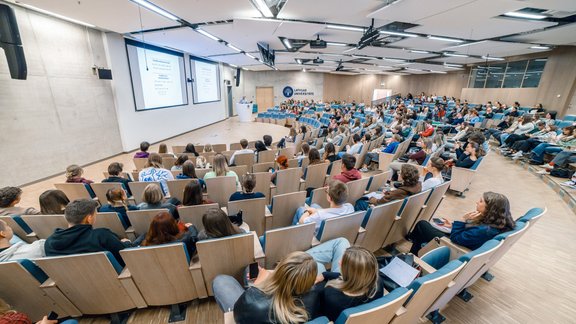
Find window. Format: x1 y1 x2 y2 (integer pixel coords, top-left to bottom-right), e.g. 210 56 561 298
467 58 546 89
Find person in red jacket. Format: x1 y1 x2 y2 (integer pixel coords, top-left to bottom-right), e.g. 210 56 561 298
333 154 362 183
419 120 435 138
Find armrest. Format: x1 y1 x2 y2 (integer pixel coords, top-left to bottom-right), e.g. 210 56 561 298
438 236 471 260
252 232 265 262
118 268 147 308
311 236 321 247
40 279 82 317
189 259 208 299
26 232 38 238
413 255 436 275
395 306 407 316
40 278 56 288
125 226 135 234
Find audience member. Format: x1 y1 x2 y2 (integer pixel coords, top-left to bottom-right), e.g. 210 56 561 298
102 162 132 196
133 211 198 256
203 154 240 188
137 184 179 219
197 208 244 241
0 219 45 261
171 154 189 171
134 141 150 158
263 135 273 149
184 143 200 157
138 153 174 196
271 155 289 184
229 174 265 201
230 139 254 165
176 161 206 189
333 154 361 183
181 181 214 206
98 188 138 228
421 157 446 191
357 164 421 210
45 199 131 267
0 187 40 216
39 189 69 215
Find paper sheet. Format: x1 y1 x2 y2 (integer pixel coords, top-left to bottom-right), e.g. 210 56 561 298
380 257 420 287
364 192 384 200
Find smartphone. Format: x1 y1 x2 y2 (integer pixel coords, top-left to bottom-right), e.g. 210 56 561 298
432 218 445 225
47 311 58 320
249 262 260 279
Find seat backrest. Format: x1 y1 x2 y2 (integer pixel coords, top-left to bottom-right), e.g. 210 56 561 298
230 143 242 151
54 183 92 201
94 212 128 238
126 209 168 236
478 221 529 275
128 181 161 205
279 147 295 159
300 157 310 169
91 182 125 205
515 207 546 227
166 179 196 203
358 200 404 252
309 186 330 208
392 260 465 324
133 158 148 171
275 168 303 195
253 162 275 173
196 233 255 295
205 176 237 207
263 223 315 268
426 240 503 315
35 252 136 315
229 165 249 178
366 170 392 193
329 160 343 177
270 191 307 229
317 211 365 243
335 287 412 324
303 162 330 189
354 142 371 169
345 177 371 204
162 156 176 170
212 144 227 153
234 152 255 170
228 198 267 236
178 203 220 232
383 190 432 246
20 215 67 239
120 243 198 306
258 150 277 163
0 260 77 321
415 181 451 226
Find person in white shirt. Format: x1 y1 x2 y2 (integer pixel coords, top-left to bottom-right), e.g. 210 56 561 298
230 139 254 165
0 219 45 261
292 180 355 232
421 157 445 192
138 153 174 196
338 134 363 158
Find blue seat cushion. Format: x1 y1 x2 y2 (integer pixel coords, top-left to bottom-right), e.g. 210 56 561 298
493 221 526 241
19 259 49 283
334 287 410 324
515 208 544 223
421 246 450 269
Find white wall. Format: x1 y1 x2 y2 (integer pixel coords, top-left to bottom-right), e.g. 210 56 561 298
0 6 123 186
235 70 324 106
104 33 228 151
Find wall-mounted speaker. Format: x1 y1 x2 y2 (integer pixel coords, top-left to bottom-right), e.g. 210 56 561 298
0 4 27 80
97 68 112 80
235 68 241 87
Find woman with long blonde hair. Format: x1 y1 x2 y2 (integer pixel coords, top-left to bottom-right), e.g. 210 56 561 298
213 252 319 323
320 247 384 321
203 154 240 188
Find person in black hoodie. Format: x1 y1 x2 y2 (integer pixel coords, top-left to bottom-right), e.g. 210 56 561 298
45 199 131 266
102 162 132 196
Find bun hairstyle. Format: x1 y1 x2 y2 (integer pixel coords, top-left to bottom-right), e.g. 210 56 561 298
276 155 289 169
429 157 446 171
65 165 83 179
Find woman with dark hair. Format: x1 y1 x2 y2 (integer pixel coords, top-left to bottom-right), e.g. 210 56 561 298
171 154 189 171
133 211 198 256
323 143 338 163
98 188 138 228
181 181 214 206
409 192 515 254
421 157 445 191
176 161 206 189
307 148 323 166
184 143 200 157
197 208 244 240
39 189 70 215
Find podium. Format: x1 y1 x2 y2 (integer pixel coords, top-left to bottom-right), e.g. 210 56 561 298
236 103 253 122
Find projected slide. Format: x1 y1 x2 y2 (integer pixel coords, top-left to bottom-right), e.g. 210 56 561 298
191 57 221 104
126 39 188 111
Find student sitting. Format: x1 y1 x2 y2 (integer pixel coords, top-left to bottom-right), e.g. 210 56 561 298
171 154 189 171
65 164 96 198
138 153 174 196
212 252 320 324
176 161 206 189
183 143 200 157
230 139 254 165
356 164 422 211
446 142 482 170
408 192 515 254
529 126 576 165
293 180 354 232
134 141 150 158
270 155 290 184
318 246 384 321
254 141 268 162
333 154 361 184
229 174 265 202
182 181 215 206
338 134 362 158
0 219 45 261
39 189 70 215
133 211 198 256
297 143 311 166
421 157 446 192
98 188 137 228
102 162 132 196
323 143 339 163
197 208 244 241
263 135 273 150
158 143 175 157
204 144 214 153
45 199 132 267
137 184 179 220
359 134 402 172
0 187 40 216
0 298 75 324
203 154 240 188
307 148 324 166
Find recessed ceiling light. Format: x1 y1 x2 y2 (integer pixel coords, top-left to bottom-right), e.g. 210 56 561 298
19 3 96 27
326 24 364 32
427 36 464 43
245 53 257 59
326 42 349 46
226 43 242 52
504 11 546 20
409 50 431 54
379 31 418 38
251 0 274 18
130 0 179 21
429 70 447 74
444 53 469 58
282 38 293 49
384 58 407 63
444 63 463 68
530 45 550 50
482 55 505 61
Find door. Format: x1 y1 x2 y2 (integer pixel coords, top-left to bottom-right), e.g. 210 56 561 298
227 85 234 117
256 87 274 113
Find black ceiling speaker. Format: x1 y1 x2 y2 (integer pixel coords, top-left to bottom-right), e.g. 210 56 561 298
0 4 27 80
235 68 241 87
